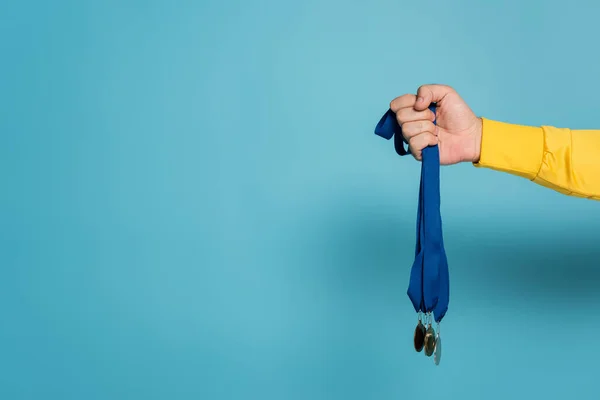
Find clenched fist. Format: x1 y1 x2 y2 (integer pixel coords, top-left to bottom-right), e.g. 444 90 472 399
390 84 482 165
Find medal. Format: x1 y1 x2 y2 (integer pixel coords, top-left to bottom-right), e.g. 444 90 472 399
375 104 450 366
433 326 442 365
424 321 436 357
413 313 426 352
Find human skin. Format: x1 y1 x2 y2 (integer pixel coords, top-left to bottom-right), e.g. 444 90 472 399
389 84 482 165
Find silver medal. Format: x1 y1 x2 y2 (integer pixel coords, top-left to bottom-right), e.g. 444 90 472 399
433 324 442 366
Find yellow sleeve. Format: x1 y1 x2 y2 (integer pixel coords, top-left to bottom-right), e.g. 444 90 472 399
474 118 600 200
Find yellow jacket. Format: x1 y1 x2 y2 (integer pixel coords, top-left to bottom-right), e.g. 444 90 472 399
475 119 600 200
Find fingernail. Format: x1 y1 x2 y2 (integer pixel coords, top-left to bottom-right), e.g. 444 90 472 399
417 97 424 103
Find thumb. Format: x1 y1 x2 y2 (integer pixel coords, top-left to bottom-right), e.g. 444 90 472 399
414 84 455 111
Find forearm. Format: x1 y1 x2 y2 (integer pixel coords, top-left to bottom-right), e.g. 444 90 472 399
474 118 600 200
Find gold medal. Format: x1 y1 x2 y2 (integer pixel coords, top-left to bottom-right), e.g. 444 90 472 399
424 323 436 357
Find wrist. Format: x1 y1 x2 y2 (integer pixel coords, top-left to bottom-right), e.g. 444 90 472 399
470 117 482 163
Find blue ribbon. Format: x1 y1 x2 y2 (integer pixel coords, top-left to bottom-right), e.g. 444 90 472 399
374 104 449 323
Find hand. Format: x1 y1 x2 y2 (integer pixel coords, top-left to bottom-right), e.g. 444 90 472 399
390 84 482 165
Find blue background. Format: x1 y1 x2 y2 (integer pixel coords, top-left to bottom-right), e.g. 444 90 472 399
2 0 600 399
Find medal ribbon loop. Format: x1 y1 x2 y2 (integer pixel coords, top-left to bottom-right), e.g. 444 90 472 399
374 104 450 323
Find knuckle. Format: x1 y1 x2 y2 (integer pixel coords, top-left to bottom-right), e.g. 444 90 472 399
427 132 439 145
409 144 418 158
408 136 421 150
390 94 414 111
406 120 425 134
415 121 425 133
396 108 417 124
418 84 431 94
395 109 407 124
400 121 416 136
412 147 421 160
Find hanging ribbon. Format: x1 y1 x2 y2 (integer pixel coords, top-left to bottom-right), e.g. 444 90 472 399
374 104 449 324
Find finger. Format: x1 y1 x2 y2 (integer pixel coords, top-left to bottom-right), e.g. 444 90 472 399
415 84 455 111
408 132 438 161
400 120 437 141
396 107 435 126
389 94 416 112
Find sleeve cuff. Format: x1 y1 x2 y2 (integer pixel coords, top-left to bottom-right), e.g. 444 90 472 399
474 118 544 180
